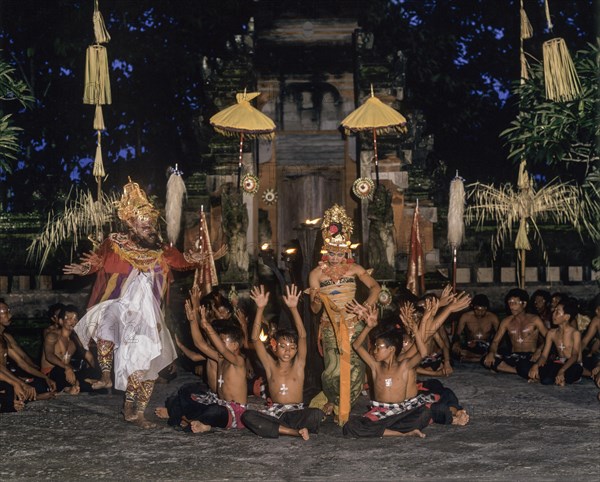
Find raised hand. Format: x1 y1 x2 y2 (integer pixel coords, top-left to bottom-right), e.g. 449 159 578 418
199 305 209 328
364 304 378 328
184 299 197 324
282 284 301 309
250 285 270 309
62 263 86 276
234 307 247 326
345 299 368 319
449 292 471 313
399 302 418 335
189 285 201 313
80 251 101 267
438 284 454 307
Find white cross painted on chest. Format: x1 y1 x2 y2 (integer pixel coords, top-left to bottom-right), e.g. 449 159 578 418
218 375 224 388
385 378 392 387
279 384 288 395
558 342 566 352
476 333 483 340
517 336 524 344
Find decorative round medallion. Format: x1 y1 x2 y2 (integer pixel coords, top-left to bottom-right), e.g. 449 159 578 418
378 284 392 306
352 177 375 200
241 173 260 195
261 188 278 205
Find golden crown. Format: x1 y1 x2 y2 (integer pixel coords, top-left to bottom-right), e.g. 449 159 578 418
321 204 353 251
116 178 159 225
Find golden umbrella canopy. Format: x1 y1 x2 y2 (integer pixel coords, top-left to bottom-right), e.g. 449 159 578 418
209 90 276 190
340 85 407 184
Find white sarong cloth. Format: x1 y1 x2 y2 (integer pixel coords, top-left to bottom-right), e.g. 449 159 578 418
75 269 176 391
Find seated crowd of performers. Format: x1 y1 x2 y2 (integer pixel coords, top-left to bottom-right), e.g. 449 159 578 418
1 285 599 439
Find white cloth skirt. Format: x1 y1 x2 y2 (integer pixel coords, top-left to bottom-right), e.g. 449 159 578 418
75 269 177 391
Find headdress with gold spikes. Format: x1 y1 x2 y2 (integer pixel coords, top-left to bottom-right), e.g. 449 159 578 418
321 204 353 254
116 178 159 226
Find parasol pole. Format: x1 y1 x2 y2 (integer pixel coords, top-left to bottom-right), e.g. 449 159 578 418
237 132 244 192
373 127 379 185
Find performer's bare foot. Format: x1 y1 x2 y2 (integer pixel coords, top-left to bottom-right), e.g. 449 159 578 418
91 373 112 390
63 385 80 395
403 429 426 438
451 409 470 426
190 420 211 433
122 401 138 422
133 412 157 429
383 428 426 438
154 407 169 419
14 399 25 411
298 428 310 440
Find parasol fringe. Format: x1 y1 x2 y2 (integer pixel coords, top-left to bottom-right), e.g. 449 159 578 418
515 218 531 251
166 166 187 245
93 0 111 44
448 174 465 249
543 38 582 102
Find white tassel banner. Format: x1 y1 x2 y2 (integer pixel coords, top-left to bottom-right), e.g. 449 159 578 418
166 165 187 245
448 173 465 250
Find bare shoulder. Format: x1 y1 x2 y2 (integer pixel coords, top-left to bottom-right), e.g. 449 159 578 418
45 331 59 342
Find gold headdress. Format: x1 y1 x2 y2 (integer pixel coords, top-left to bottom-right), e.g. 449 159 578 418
116 178 159 226
321 204 353 253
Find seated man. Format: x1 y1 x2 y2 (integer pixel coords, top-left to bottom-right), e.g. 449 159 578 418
41 305 98 394
524 298 582 385
0 299 56 400
157 289 248 433
242 285 322 440
1 337 36 412
483 289 547 375
452 294 499 362
581 297 600 377
343 296 470 439
530 290 553 329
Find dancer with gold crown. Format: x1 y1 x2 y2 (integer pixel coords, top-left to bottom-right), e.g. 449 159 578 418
308 204 380 425
64 179 205 428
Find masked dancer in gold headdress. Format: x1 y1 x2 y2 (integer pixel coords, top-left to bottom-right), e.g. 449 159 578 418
308 204 380 425
64 179 204 428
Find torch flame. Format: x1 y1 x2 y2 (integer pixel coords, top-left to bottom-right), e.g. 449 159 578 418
261 243 270 251
259 329 268 342
304 217 321 225
284 248 297 255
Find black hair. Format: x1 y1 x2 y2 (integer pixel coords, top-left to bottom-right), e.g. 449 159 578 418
471 294 490 309
48 302 65 318
201 289 233 317
557 298 578 322
274 329 299 346
374 329 403 355
505 288 529 305
531 290 551 304
58 304 79 319
219 324 244 345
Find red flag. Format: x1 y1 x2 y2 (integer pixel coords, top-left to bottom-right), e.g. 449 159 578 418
406 203 425 296
193 209 219 297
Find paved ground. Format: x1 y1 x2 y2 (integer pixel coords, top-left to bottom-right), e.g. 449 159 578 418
1 363 598 481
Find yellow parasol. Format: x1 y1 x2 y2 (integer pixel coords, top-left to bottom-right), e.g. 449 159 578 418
209 90 276 190
340 85 407 184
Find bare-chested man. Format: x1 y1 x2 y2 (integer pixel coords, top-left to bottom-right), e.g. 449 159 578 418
242 284 323 440
582 298 600 377
42 305 96 394
0 301 36 411
452 294 499 362
525 298 582 385
343 295 470 438
483 288 548 375
0 300 56 401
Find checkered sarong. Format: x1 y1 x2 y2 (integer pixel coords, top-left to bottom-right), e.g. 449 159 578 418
365 393 436 421
260 402 304 419
190 390 219 405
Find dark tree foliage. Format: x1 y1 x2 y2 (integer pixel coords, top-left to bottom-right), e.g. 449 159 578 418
0 0 595 212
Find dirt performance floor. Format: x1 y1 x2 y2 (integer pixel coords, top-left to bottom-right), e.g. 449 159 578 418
1 364 598 481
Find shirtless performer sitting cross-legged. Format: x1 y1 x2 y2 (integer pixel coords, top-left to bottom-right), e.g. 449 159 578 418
452 294 499 362
483 288 547 375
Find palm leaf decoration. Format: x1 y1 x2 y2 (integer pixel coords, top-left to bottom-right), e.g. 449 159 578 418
27 188 120 269
466 160 581 288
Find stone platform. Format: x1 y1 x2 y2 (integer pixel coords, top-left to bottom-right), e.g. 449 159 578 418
1 364 598 480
